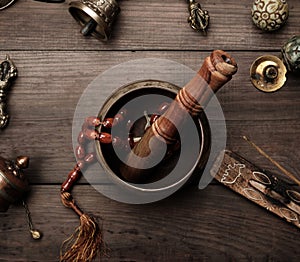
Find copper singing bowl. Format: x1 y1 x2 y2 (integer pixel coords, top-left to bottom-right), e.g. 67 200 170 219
95 80 211 190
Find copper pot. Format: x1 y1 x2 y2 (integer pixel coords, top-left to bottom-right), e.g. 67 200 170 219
0 156 29 212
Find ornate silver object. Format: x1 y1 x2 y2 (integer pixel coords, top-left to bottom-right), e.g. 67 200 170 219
69 0 120 41
187 0 209 34
281 35 300 73
0 0 16 10
0 55 17 129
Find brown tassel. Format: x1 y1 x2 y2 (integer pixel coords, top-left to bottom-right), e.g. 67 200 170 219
60 192 105 262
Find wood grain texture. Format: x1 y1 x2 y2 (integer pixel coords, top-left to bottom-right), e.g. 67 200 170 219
1 185 300 261
0 0 299 261
0 0 299 51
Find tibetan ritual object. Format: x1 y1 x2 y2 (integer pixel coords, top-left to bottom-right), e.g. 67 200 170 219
60 50 237 261
0 155 29 212
69 0 120 41
96 80 212 186
250 55 287 92
0 55 17 129
187 0 209 34
212 150 300 229
251 0 289 32
281 35 300 73
119 50 237 183
0 155 41 239
250 35 300 92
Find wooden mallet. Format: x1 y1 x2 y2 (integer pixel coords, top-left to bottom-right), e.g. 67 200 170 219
120 50 238 183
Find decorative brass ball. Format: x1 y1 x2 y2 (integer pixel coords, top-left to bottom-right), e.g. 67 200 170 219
251 0 289 31
281 35 300 73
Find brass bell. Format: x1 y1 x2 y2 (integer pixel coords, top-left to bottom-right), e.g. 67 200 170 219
69 0 120 41
281 35 300 73
0 155 30 212
250 55 287 92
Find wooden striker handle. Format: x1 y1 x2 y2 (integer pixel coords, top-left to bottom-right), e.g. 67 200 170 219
120 50 237 183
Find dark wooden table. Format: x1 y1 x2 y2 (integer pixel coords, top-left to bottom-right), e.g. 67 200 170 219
0 0 299 261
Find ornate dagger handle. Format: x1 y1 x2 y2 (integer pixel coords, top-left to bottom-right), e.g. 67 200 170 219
187 0 210 34
0 55 17 129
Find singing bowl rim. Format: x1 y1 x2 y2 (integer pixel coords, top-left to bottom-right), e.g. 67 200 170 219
95 79 211 193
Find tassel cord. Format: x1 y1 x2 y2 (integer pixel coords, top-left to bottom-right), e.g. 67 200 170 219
60 191 104 262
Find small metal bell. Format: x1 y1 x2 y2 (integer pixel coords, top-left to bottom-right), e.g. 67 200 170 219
0 156 30 212
250 55 287 92
251 0 289 31
281 35 300 73
69 0 120 41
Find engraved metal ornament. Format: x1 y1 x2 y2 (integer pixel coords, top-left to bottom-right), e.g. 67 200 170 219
69 0 120 41
221 163 245 185
0 55 17 129
281 35 300 73
0 0 16 10
251 0 289 31
250 55 287 92
187 0 209 34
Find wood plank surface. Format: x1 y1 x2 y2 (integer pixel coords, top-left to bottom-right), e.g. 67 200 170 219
1 185 300 261
0 0 299 261
0 0 299 51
